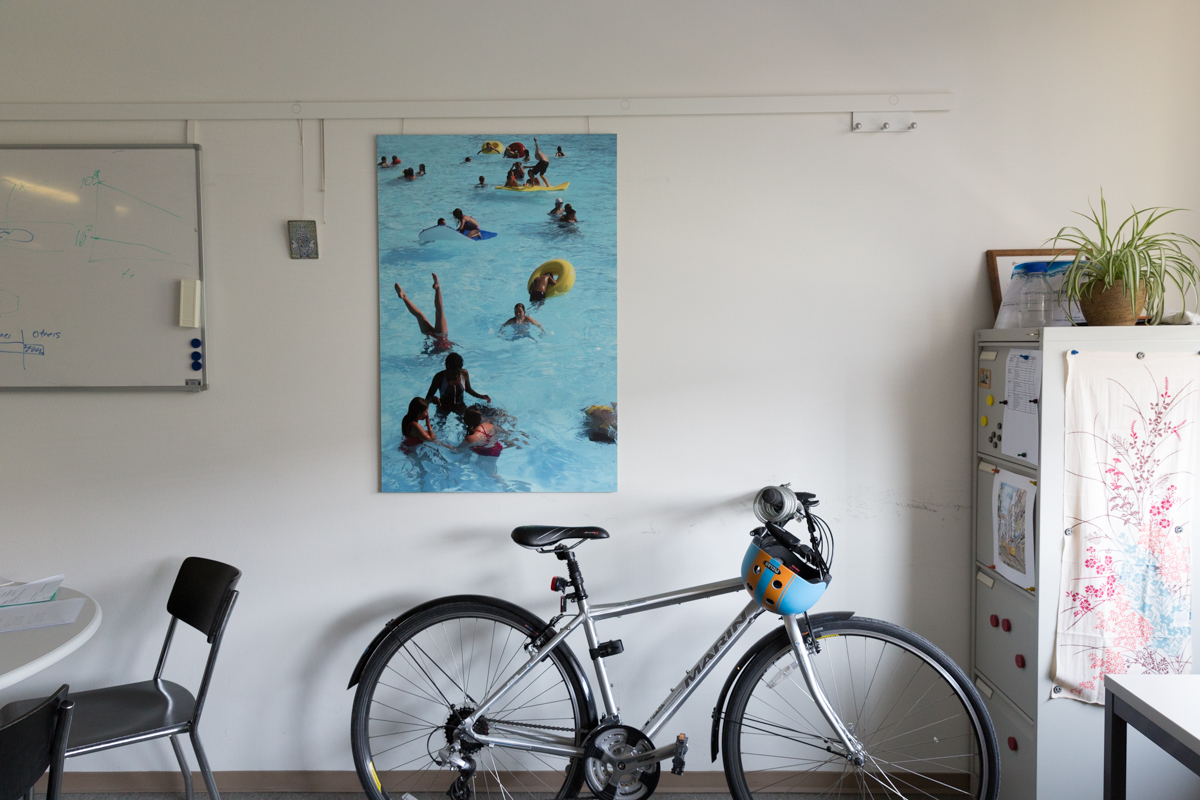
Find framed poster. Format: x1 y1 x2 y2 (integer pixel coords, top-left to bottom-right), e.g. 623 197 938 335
986 249 1083 327
378 134 617 492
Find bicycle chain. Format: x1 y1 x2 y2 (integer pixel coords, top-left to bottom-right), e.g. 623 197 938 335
487 717 576 733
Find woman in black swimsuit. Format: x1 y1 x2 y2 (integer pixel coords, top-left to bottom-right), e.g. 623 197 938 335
425 352 491 413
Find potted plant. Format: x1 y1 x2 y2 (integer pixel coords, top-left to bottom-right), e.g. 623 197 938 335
1048 192 1200 325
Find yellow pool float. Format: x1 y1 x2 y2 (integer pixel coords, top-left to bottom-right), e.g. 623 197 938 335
479 140 503 154
495 182 570 192
528 259 575 299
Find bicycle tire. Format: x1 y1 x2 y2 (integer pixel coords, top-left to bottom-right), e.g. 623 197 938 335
351 598 591 800
722 616 999 800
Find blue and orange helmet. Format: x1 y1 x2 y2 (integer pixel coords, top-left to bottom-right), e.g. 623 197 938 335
741 530 831 616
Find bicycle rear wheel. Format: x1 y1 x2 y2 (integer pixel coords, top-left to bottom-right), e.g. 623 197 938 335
722 617 999 800
351 598 591 800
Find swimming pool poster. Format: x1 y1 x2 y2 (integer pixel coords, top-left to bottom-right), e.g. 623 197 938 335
377 134 617 493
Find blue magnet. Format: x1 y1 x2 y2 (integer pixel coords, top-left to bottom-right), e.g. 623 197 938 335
191 361 203 371
191 352 202 362
191 338 202 348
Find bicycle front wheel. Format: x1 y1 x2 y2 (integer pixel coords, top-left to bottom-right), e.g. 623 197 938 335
722 616 999 800
351 598 591 800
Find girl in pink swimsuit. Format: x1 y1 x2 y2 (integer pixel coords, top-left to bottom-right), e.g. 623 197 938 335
399 398 440 454
461 408 502 457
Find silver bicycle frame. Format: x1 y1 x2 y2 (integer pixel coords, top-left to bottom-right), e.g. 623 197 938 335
456 575 859 762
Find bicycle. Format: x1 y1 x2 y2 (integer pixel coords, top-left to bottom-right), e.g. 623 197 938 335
348 485 1000 800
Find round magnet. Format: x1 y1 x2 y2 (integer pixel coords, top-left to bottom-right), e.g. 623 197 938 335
980 415 988 427
191 352 202 362
191 362 202 371
986 395 994 406
191 338 202 348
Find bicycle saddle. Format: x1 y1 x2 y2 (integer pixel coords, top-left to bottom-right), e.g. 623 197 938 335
510 526 610 550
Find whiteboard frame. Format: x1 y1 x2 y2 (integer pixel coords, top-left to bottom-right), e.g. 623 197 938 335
0 143 207 392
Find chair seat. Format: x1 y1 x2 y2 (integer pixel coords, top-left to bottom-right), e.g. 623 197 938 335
0 680 194 754
511 525 609 549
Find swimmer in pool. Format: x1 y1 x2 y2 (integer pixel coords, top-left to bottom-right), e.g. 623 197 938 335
378 157 390 168
528 137 551 186
390 156 402 166
418 163 426 176
500 303 545 333
528 272 557 304
399 397 447 453
459 407 503 457
560 204 577 223
452 208 482 239
426 352 490 413
509 161 526 181
402 167 417 180
555 146 565 158
464 156 472 163
476 176 487 188
525 175 540 187
548 198 564 218
395 273 452 351
582 402 617 443
504 172 521 188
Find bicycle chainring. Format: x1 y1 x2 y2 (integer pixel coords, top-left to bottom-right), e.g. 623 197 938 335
583 724 661 800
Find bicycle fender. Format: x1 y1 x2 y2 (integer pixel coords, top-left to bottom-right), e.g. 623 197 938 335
346 594 600 733
709 610 854 761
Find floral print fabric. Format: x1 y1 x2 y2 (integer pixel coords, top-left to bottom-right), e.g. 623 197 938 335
1053 352 1199 704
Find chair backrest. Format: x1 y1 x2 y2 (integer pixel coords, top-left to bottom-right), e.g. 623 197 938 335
167 557 242 642
0 685 72 800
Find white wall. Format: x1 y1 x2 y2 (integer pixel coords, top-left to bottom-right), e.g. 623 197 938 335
2 0 1199 790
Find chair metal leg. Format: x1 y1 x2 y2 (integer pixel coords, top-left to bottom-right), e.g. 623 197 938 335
171 734 195 800
190 729 221 800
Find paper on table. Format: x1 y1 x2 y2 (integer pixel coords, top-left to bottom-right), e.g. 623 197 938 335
0 597 83 633
1002 349 1041 465
0 575 64 607
992 468 1037 589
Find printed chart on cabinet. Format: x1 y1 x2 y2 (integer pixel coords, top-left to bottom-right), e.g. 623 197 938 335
0 145 205 389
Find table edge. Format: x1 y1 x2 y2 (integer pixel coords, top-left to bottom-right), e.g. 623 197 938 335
0 597 102 692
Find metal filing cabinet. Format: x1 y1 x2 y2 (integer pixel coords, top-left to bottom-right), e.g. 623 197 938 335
972 327 1200 799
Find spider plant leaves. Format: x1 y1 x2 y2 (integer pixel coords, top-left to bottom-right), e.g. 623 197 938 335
1047 191 1200 324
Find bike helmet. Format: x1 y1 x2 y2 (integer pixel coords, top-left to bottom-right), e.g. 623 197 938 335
741 527 831 616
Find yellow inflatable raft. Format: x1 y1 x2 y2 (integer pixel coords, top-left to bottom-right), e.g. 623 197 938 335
528 259 575 299
479 140 503 154
495 182 570 192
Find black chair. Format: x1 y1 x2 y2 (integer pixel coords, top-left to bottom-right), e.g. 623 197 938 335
0 685 73 800
0 558 240 800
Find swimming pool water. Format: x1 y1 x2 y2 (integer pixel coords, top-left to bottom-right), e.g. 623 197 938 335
378 134 617 492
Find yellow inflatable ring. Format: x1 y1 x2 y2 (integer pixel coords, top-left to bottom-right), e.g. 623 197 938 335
528 259 575 299
480 140 503 154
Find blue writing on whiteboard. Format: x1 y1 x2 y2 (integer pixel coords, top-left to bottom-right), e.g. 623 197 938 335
0 330 48 370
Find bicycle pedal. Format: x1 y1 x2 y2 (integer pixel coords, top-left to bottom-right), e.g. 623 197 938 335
671 733 688 775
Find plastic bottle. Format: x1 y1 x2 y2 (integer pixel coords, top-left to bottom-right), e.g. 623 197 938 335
1017 264 1054 328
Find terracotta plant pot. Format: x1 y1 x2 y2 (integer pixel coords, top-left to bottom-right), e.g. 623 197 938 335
1078 280 1146 326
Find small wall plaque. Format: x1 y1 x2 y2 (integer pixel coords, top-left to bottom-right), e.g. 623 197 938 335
288 220 318 259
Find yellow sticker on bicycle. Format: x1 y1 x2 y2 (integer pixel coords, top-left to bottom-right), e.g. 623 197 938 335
369 761 381 791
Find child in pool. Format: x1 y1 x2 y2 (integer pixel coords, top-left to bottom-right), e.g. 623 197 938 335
476 176 487 188
390 155 402 166
460 407 502 457
555 146 565 158
500 303 544 334
378 157 390 168
399 397 445 453
583 402 617 443
528 272 557 304
452 208 482 238
525 175 540 187
395 273 453 352
504 172 521 188
426 352 490 413
402 167 416 180
560 204 578 223
548 198 564 218
418 163 426 176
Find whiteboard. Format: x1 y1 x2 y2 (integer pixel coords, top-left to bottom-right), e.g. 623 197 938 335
0 145 206 390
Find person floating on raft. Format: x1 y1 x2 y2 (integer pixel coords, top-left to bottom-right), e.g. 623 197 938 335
528 272 557 305
395 272 452 352
426 352 490 414
503 141 528 159
500 303 545 335
452 208 482 239
478 140 503 155
582 403 617 443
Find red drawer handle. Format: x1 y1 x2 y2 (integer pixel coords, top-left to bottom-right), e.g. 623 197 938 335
1008 736 1018 752
1015 654 1026 669
1001 618 1011 632
989 615 999 628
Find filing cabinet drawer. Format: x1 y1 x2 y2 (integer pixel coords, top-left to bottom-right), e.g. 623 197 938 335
975 572 1038 718
977 345 1038 469
975 674 1036 800
974 459 1038 590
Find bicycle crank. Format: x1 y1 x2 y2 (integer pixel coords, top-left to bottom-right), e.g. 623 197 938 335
583 724 665 800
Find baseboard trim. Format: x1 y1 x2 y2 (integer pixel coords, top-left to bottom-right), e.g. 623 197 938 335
36 770 731 793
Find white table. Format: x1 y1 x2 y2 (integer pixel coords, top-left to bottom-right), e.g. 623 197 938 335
1104 674 1200 800
0 588 101 692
